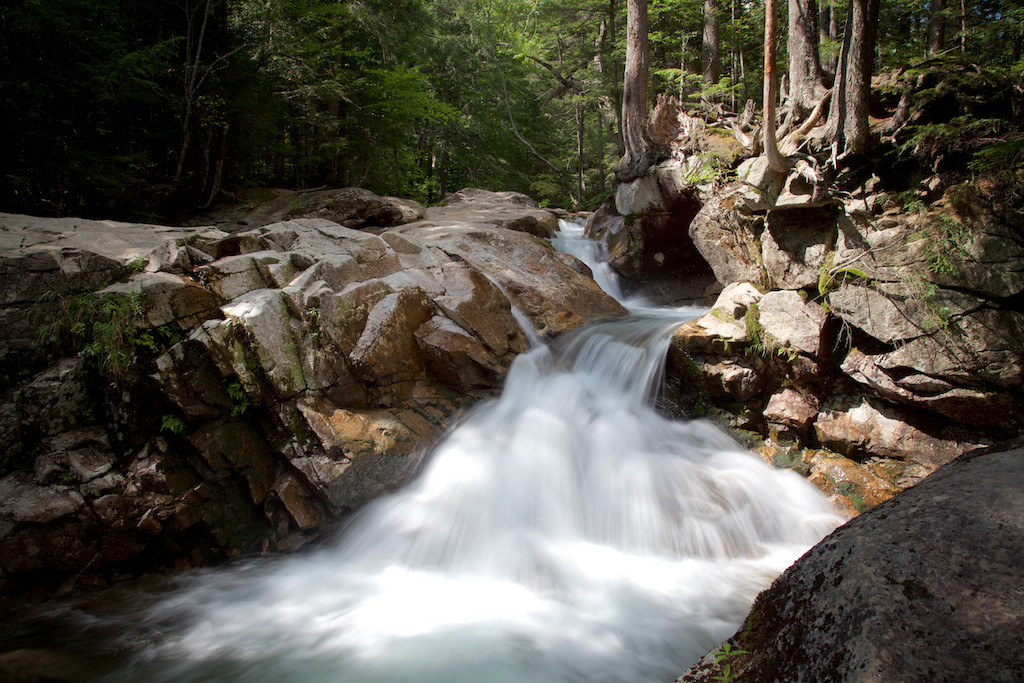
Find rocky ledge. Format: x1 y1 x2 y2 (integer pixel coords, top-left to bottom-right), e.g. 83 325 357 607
0 189 624 593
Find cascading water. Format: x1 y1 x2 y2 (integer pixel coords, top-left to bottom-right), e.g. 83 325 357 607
26 221 843 682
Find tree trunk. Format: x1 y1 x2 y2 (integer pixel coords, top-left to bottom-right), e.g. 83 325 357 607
926 0 945 57
789 0 827 118
959 0 967 53
819 1 839 74
702 0 721 86
826 0 880 157
173 0 212 185
617 0 650 183
595 15 625 158
202 127 228 209
763 0 790 172
731 0 739 110
576 103 586 205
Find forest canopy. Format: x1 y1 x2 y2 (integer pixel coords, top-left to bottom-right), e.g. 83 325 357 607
1 0 1021 219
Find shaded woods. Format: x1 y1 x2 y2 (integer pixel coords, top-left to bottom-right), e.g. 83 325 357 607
1 0 1021 219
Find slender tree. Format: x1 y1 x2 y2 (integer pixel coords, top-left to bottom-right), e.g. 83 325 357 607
819 0 840 74
927 0 946 57
788 0 828 119
618 0 650 182
763 0 790 172
702 0 721 85
826 0 881 157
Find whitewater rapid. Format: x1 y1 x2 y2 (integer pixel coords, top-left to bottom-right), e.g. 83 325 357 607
42 219 843 682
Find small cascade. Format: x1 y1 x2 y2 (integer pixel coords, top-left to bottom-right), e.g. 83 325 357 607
28 221 842 683
551 218 630 304
552 218 705 317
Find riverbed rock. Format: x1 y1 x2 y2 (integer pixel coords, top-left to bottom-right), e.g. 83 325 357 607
761 207 838 290
813 389 988 467
688 195 767 288
756 290 828 357
189 187 426 233
667 158 1024 493
678 445 1024 682
425 188 560 238
0 203 626 593
587 160 715 302
763 388 820 440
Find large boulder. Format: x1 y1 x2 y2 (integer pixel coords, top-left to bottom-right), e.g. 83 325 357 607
425 188 561 238
677 444 1024 682
188 187 426 233
0 205 626 592
587 160 716 302
687 194 767 288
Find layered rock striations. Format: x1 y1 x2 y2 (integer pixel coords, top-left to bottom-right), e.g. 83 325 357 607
666 156 1024 514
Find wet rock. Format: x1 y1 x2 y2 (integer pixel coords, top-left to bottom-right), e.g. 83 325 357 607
699 359 767 402
0 203 624 591
588 161 715 300
415 315 506 390
272 472 324 531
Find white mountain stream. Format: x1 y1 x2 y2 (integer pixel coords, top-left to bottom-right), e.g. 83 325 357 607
31 220 842 681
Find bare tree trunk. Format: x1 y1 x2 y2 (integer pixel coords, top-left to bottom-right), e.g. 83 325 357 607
731 0 739 111
202 128 228 209
826 0 880 157
595 16 625 157
959 0 967 53
926 0 946 57
819 1 839 75
789 0 828 118
173 0 213 184
702 0 721 86
740 47 747 102
617 0 650 183
576 103 586 205
763 0 790 172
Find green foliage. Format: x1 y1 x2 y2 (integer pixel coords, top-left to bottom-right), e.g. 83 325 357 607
712 642 750 683
743 301 766 358
919 214 971 276
3 0 1021 217
817 251 870 299
900 115 1005 161
905 274 954 331
969 136 1024 203
35 288 152 383
225 380 250 418
161 414 186 435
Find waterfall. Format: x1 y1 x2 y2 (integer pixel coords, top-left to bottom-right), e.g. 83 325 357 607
47 222 842 682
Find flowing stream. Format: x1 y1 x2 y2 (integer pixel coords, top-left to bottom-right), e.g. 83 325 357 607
13 221 842 682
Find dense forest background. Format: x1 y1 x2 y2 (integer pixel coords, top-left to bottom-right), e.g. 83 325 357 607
1 0 1021 220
